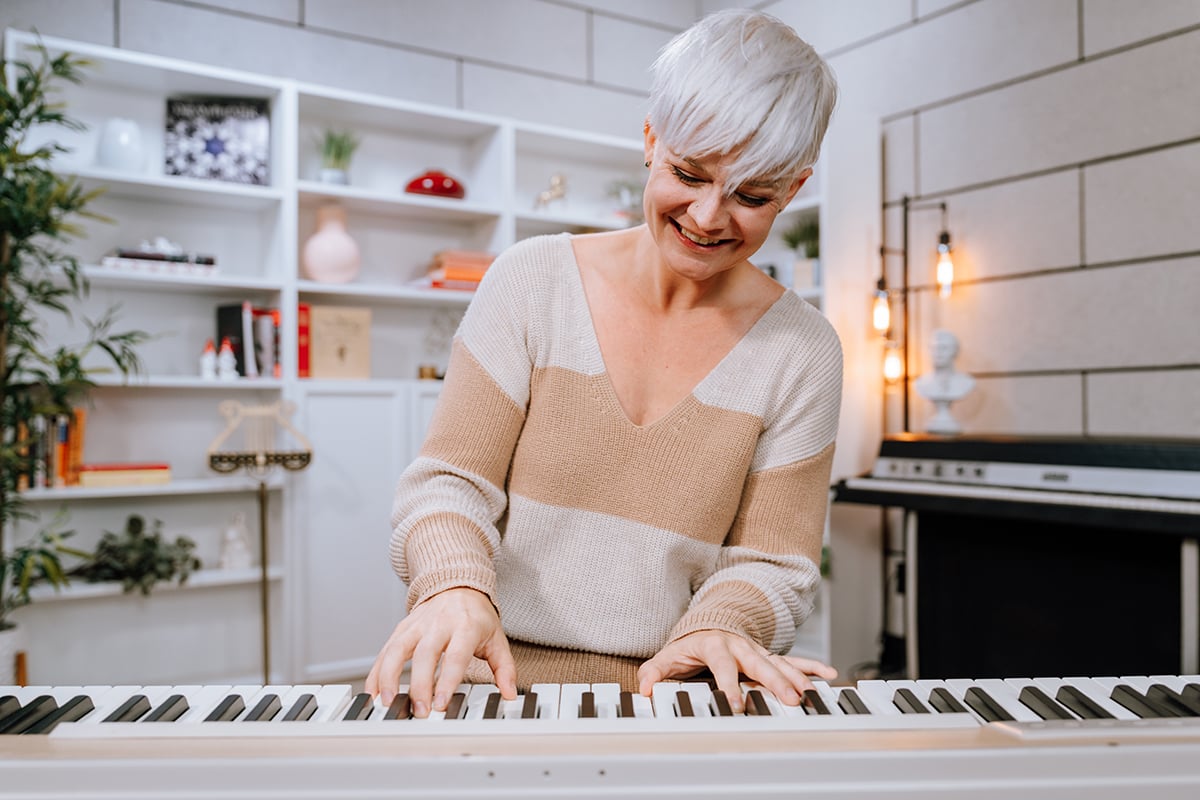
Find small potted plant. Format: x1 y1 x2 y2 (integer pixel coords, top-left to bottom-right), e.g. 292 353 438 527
781 216 821 290
68 514 201 596
317 129 360 185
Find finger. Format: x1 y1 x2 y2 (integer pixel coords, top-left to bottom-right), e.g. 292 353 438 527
433 637 476 711
369 635 413 706
485 633 519 700
745 654 800 706
636 656 668 697
705 650 746 714
784 656 838 681
408 634 450 718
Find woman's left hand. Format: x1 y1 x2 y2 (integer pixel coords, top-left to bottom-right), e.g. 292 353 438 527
636 630 837 714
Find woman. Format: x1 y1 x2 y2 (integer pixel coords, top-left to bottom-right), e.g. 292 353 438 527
367 8 842 719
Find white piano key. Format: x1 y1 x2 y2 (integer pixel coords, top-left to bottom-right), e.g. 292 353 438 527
175 685 238 722
679 682 715 717
308 684 353 722
74 686 143 724
530 683 560 720
462 684 499 720
556 683 588 719
971 678 1041 722
628 691 655 718
651 682 683 718
877 679 933 714
591 683 621 718
810 680 846 715
273 684 325 721
854 680 904 715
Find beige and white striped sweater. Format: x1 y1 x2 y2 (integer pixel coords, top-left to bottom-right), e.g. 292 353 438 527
390 233 843 690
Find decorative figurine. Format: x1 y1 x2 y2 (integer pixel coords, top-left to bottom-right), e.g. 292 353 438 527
219 512 253 571
534 173 567 210
217 337 239 381
200 338 217 379
915 329 976 435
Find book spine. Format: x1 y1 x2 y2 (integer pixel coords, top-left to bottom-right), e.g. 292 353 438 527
297 302 311 378
15 420 29 492
241 300 259 378
78 469 172 488
67 406 87 486
53 413 70 488
216 303 247 376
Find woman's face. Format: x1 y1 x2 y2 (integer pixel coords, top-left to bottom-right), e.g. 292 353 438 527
642 133 808 283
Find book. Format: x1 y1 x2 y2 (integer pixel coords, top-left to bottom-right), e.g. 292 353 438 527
78 463 171 488
164 96 270 185
309 305 371 379
297 302 311 378
67 406 87 486
215 301 261 378
52 414 70 488
253 307 281 379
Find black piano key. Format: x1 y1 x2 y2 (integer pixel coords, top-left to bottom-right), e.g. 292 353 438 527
929 687 969 714
383 693 411 721
710 690 733 717
443 692 467 720
103 694 151 723
579 691 596 718
0 696 20 723
0 695 59 734
342 692 373 721
746 689 772 716
144 694 189 722
481 692 502 719
1182 683 1200 704
674 690 695 717
25 695 94 734
1147 685 1200 717
1056 685 1115 719
893 688 930 714
963 687 1015 722
803 688 831 715
204 695 246 722
1018 686 1075 720
618 691 636 718
1111 684 1179 718
244 694 282 722
281 693 318 722
836 688 869 715
520 692 538 720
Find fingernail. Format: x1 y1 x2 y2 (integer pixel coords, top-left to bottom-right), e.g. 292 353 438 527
413 701 429 718
433 692 447 711
782 688 800 705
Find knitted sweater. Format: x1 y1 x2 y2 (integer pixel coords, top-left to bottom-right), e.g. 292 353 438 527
390 233 843 690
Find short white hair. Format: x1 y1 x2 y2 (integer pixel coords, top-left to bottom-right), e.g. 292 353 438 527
647 9 838 196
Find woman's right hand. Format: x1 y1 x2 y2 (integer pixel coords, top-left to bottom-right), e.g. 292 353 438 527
364 586 517 718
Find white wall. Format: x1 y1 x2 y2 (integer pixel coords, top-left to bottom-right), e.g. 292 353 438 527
6 0 1197 678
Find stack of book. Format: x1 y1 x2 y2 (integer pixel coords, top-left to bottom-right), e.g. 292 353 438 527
215 301 282 379
77 462 172 488
427 249 494 290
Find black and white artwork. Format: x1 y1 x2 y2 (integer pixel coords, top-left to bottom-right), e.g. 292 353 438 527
164 96 270 185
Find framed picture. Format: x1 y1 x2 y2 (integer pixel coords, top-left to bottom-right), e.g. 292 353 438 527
164 96 270 185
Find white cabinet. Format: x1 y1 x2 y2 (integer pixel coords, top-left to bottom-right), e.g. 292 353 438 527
5 28 833 683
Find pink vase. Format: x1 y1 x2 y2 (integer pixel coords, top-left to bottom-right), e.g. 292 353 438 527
302 205 361 283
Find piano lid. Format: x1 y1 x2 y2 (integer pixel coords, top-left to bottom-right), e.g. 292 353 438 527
875 433 1200 472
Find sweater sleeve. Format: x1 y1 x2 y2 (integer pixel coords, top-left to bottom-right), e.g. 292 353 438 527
388 241 542 611
667 313 843 653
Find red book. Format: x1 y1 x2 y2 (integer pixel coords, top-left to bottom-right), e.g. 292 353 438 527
297 302 311 378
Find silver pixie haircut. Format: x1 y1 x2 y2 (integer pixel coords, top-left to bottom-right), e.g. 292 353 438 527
647 9 837 196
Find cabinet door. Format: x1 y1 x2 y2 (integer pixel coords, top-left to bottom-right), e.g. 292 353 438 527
294 387 409 681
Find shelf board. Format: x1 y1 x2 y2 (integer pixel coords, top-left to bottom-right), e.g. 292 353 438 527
298 278 474 306
298 181 501 223
19 475 284 503
514 209 632 233
88 375 284 390
26 567 284 604
73 166 285 211
82 266 284 295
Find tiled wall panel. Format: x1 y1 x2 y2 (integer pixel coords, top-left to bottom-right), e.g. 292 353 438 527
592 14 676 92
585 0 698 28
1087 369 1200 437
1084 141 1200 265
188 0 300 24
919 27 1200 194
909 374 1085 436
305 0 589 81
765 0 912 53
120 0 458 106
0 0 115 45
1082 0 1200 54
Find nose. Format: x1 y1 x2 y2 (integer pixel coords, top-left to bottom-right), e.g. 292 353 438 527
688 185 729 231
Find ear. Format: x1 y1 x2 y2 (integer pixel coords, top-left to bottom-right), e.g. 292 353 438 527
643 118 657 166
781 167 813 206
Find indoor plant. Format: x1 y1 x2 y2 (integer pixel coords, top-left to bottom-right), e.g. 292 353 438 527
317 128 360 184
780 215 820 290
68 514 200 596
1 42 147 677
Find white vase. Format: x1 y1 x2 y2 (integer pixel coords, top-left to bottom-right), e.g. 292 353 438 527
0 624 25 684
95 117 145 173
318 167 348 185
302 205 361 283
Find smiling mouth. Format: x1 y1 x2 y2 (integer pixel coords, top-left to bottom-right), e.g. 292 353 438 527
671 218 728 247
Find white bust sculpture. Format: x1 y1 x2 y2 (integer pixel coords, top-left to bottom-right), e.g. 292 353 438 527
914 329 975 435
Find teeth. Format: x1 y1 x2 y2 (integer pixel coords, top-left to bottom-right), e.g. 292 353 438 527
678 226 722 246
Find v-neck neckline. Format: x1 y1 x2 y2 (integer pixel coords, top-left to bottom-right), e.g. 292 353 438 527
561 234 788 431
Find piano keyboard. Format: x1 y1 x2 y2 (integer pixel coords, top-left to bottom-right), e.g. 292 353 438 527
5 675 1200 742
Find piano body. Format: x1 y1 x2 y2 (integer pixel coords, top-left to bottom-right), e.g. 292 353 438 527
834 434 1200 680
4 676 1200 797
